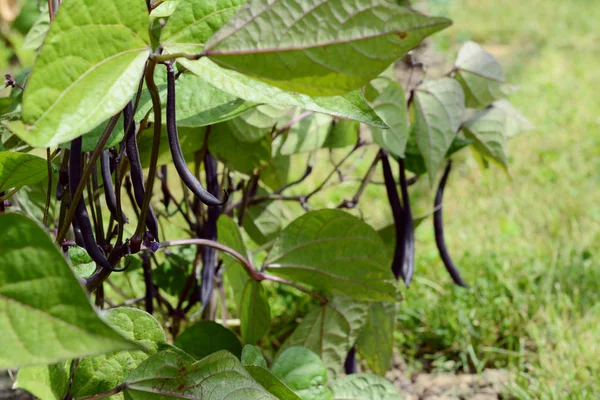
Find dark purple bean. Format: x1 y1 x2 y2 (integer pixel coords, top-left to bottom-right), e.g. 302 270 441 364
100 149 127 224
69 137 113 271
434 161 468 288
123 101 160 241
344 346 357 375
398 158 415 286
199 151 220 310
380 150 405 281
166 64 226 207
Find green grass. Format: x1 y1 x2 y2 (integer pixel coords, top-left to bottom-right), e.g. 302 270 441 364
281 0 599 397
388 0 600 397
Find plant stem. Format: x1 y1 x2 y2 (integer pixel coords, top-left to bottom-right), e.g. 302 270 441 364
77 383 127 400
160 238 260 280
159 239 327 304
0 187 19 201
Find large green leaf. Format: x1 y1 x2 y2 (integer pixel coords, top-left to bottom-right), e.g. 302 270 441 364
272 347 333 400
20 0 150 147
278 295 369 378
264 210 397 302
229 105 295 143
22 11 50 50
137 124 206 168
204 0 451 96
243 190 289 245
241 345 268 368
0 213 137 368
152 72 258 127
0 151 47 191
174 321 243 360
274 113 334 156
455 41 506 108
124 350 276 399
328 374 402 400
324 119 359 149
356 302 395 376
462 106 510 170
70 307 166 398
492 99 535 138
173 56 387 128
14 362 71 400
246 365 302 400
161 0 247 53
367 77 409 157
412 78 465 183
209 123 272 174
240 280 271 344
218 216 251 309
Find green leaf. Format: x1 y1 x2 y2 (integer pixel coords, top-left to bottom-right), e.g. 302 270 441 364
21 0 150 147
137 124 206 168
22 11 50 50
455 41 506 108
71 308 166 398
0 151 47 191
241 345 268 368
152 252 193 297
173 56 387 128
161 0 247 53
124 350 276 399
243 191 289 245
218 216 251 309
240 280 271 344
246 365 302 400
272 347 333 400
229 105 295 143
368 77 409 157
0 213 137 368
324 119 359 149
76 114 125 152
150 0 181 18
492 99 535 138
174 321 243 360
328 374 402 400
14 362 71 400
260 155 292 190
412 78 465 183
67 246 96 278
265 210 397 302
209 123 272 174
278 295 368 378
155 72 258 127
204 0 451 96
462 106 510 170
274 113 333 156
356 302 396 375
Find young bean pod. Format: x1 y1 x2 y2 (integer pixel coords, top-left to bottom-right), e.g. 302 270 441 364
100 149 127 224
380 150 405 281
199 151 220 309
123 101 160 241
166 64 226 207
69 137 114 271
434 161 468 288
398 158 415 286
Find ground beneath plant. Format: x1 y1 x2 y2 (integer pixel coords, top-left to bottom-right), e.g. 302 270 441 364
385 354 509 400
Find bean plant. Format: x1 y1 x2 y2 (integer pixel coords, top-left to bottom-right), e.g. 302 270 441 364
0 0 532 398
